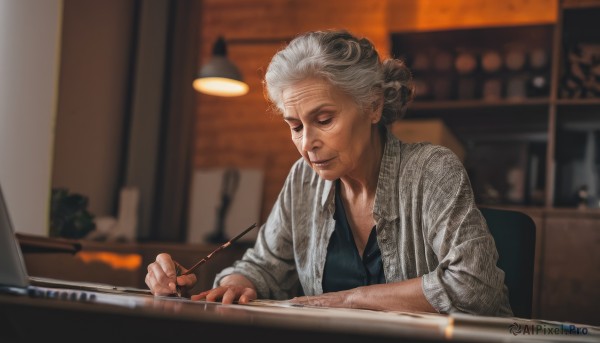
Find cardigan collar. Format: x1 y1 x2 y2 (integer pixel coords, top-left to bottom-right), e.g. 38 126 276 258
373 127 401 222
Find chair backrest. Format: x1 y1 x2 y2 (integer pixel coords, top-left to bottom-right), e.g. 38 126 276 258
479 207 536 319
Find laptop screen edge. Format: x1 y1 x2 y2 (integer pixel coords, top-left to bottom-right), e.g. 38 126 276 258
0 183 31 288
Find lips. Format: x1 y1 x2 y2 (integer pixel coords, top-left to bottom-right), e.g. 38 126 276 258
310 157 335 166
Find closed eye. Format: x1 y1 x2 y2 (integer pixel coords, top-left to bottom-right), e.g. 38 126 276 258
318 118 332 125
291 124 303 132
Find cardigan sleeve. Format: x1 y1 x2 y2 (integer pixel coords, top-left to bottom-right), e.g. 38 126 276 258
419 147 513 316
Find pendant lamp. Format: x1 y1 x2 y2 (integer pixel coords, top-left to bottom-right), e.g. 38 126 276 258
193 36 249 97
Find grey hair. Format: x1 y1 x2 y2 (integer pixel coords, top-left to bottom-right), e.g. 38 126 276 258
264 29 414 125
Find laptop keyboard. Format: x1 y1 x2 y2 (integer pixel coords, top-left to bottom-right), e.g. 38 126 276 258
26 286 96 302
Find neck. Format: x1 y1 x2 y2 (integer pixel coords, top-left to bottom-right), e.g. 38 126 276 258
339 125 385 200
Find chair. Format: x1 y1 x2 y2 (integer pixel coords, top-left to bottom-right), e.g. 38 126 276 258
479 207 536 319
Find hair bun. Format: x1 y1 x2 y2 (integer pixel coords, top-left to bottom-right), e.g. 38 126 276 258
381 59 415 125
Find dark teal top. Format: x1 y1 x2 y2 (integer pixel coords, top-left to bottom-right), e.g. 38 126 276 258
322 181 385 292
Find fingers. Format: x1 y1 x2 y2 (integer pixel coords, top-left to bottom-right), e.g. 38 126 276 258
145 253 201 297
290 295 319 306
238 288 257 304
156 253 176 278
289 296 307 304
176 273 197 288
190 290 210 301
145 254 177 296
146 264 174 295
221 288 239 304
205 287 229 303
190 286 256 304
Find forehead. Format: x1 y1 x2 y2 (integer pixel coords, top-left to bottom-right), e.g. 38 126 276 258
281 78 345 110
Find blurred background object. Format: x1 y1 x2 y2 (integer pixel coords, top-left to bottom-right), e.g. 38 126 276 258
560 43 600 99
391 119 466 163
455 50 478 100
187 168 263 244
49 188 96 239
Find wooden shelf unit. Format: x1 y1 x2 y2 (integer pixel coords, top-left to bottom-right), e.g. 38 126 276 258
394 1 600 209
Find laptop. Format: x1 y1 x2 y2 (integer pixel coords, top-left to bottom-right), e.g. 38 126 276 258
0 183 152 302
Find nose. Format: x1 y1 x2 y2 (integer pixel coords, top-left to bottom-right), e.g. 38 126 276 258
301 126 320 152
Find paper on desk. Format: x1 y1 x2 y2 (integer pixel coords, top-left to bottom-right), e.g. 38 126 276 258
28 276 152 295
244 299 449 332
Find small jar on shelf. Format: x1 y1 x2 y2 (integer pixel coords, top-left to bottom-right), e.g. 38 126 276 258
505 48 528 101
454 50 478 100
481 50 504 101
526 48 551 98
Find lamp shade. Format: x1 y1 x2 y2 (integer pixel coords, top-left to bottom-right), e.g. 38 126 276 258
193 37 249 97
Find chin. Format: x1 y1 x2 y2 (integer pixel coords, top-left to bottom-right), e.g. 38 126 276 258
313 168 341 181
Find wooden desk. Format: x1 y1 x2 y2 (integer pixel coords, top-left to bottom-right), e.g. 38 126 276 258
17 232 600 330
1 288 598 343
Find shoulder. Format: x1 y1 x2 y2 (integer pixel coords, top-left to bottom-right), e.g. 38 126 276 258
399 141 461 164
399 141 464 174
395 141 468 200
380 131 465 186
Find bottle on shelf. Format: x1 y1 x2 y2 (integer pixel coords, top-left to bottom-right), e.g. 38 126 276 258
527 48 550 98
454 50 478 100
481 50 503 101
505 49 528 101
411 52 432 101
432 50 454 101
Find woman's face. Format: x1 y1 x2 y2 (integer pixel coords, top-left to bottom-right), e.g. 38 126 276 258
281 78 381 181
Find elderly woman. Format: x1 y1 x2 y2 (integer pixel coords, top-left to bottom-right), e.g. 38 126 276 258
145 29 513 316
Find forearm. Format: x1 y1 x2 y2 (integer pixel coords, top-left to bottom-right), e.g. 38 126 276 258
349 277 436 312
291 277 437 313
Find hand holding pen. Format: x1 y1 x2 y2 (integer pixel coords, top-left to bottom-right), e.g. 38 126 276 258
145 223 258 298
174 223 257 297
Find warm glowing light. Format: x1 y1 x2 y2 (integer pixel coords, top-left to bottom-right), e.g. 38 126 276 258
193 77 249 97
76 251 141 271
444 316 454 340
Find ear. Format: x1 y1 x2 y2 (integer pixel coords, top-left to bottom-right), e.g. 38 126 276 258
368 95 384 124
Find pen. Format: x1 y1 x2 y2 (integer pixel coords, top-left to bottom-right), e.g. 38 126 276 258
174 223 258 295
183 223 257 275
